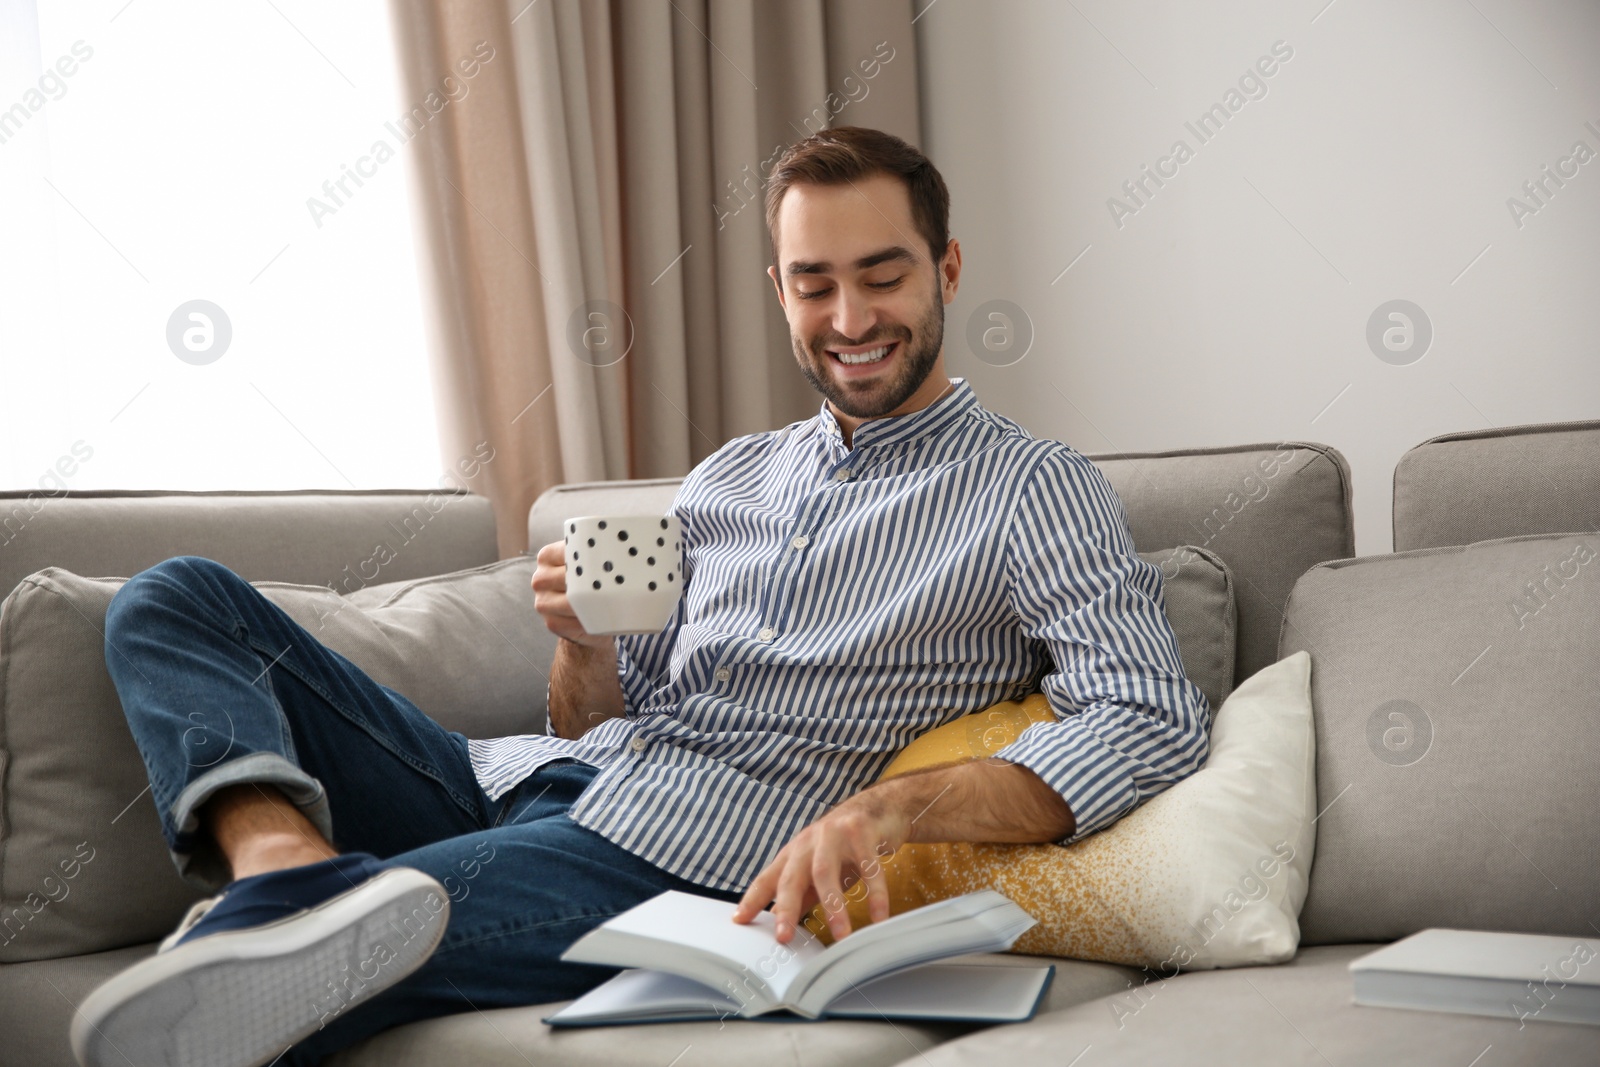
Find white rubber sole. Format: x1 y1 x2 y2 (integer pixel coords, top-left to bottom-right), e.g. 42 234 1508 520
71 867 450 1067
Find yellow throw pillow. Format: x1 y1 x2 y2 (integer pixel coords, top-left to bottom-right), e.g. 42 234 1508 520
805 652 1317 972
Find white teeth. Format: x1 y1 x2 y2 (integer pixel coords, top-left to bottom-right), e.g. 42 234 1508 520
834 344 891 365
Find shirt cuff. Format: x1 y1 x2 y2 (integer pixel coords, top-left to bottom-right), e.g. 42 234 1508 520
992 713 1141 845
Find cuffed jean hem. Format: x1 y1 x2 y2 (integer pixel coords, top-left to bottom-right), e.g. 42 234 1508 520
169 751 333 890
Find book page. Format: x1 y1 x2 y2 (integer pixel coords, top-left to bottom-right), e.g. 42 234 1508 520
564 891 826 1007
546 969 743 1026
792 891 1034 1013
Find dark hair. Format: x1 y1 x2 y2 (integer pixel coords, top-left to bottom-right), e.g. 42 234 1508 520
763 126 950 269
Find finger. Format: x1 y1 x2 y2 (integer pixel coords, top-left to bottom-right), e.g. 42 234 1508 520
533 586 578 620
790 884 823 945
536 540 565 566
810 841 851 941
733 858 781 924
532 590 575 630
771 843 817 944
531 557 569 594
859 844 892 925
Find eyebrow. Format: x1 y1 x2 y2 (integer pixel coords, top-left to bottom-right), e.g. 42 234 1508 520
784 245 918 278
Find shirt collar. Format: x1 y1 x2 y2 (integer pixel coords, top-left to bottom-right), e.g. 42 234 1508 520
817 377 976 453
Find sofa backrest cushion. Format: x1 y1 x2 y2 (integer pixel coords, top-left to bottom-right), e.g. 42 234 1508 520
533 441 1352 688
0 490 499 610
0 558 551 963
1279 531 1600 944
1146 546 1235 717
1086 442 1352 683
1392 418 1600 552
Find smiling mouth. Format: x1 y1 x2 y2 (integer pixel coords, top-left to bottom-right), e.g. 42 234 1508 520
826 341 898 366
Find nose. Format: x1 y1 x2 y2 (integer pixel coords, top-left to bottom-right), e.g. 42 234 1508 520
831 286 879 345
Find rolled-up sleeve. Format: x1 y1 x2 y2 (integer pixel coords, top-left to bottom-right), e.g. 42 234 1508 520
993 448 1211 844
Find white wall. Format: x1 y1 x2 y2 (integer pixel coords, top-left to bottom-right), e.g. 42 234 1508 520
916 0 1600 555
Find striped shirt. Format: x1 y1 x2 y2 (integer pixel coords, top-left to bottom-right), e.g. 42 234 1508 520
468 377 1210 893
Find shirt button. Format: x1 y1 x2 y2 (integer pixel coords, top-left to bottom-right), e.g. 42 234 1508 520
630 736 647 752
790 534 810 550
834 468 853 482
757 626 776 642
714 666 731 682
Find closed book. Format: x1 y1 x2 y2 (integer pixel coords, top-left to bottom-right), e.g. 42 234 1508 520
1349 928 1600 1027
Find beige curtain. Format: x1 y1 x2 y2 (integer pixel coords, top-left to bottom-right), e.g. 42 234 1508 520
390 0 923 555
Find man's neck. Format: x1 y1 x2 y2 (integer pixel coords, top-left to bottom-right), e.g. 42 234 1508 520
832 376 955 450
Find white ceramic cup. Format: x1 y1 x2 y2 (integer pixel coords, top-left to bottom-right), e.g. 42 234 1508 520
563 514 684 635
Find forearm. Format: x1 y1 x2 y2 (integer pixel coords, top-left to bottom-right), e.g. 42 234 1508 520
547 637 625 740
872 758 1076 846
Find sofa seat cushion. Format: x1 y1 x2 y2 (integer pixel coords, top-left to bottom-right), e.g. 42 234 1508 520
0 945 1141 1066
907 943 1600 1066
0 941 159 1067
324 953 1144 1067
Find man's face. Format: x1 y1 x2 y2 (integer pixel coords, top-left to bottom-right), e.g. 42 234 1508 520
768 173 958 421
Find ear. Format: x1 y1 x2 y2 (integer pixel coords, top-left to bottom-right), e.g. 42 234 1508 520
768 264 787 312
938 239 962 305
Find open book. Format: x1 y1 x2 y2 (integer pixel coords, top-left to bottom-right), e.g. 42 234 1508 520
546 888 1053 1026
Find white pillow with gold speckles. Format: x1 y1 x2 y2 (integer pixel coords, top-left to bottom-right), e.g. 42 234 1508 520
829 650 1317 972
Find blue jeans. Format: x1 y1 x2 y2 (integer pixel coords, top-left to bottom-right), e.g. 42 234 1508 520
104 556 740 1065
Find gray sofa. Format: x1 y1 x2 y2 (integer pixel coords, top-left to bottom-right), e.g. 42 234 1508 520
2 419 1597 1066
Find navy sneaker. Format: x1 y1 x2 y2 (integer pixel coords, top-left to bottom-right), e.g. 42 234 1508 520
71 853 449 1067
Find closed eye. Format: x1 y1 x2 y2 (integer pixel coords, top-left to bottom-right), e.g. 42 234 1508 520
795 278 904 301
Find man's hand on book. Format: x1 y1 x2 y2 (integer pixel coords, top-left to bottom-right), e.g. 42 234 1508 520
731 760 1076 944
732 784 908 945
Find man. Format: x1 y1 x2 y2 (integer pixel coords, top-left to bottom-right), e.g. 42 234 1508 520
74 126 1209 1067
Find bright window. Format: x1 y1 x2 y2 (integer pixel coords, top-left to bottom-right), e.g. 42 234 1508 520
0 0 439 492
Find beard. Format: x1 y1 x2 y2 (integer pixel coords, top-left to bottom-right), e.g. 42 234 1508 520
790 281 945 420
